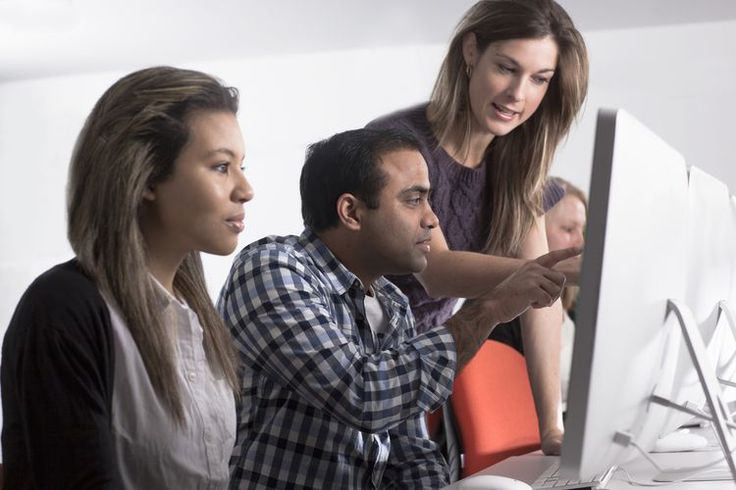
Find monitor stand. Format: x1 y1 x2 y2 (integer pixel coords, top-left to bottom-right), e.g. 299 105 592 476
717 300 736 392
649 299 736 481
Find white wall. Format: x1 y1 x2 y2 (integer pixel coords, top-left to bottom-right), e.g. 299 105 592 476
555 20 736 192
0 44 445 331
1 18 735 449
0 45 445 455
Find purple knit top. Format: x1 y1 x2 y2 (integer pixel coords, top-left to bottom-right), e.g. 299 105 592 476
367 104 564 333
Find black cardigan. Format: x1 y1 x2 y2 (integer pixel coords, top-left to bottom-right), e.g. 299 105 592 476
1 260 122 489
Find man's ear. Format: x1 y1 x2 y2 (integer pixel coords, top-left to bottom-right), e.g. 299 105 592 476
462 31 478 67
336 193 364 231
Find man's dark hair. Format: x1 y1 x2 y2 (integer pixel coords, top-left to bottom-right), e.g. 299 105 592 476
300 128 422 232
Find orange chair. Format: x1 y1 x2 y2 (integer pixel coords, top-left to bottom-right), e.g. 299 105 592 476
426 408 443 439
451 340 541 477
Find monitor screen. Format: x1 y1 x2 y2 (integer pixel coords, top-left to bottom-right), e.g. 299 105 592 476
560 108 690 480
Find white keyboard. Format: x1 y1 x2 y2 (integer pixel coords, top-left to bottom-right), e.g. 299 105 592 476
531 464 615 489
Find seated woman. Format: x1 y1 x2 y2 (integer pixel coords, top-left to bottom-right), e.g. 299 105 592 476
1 66 254 488
544 176 587 411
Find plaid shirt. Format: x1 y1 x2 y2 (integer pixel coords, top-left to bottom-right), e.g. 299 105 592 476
218 229 457 489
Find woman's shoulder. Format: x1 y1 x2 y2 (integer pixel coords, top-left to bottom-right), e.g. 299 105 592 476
542 178 566 212
24 259 103 306
6 259 111 343
365 103 430 134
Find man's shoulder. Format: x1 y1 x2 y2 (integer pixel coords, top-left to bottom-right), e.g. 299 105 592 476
233 234 303 261
230 234 321 280
221 234 345 316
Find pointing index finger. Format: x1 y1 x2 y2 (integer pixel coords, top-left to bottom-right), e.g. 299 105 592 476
535 246 582 268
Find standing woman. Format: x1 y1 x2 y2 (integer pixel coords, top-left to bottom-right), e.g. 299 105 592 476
1 66 254 488
367 0 588 455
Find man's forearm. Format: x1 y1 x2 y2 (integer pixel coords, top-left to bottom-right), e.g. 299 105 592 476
445 298 501 372
445 248 571 374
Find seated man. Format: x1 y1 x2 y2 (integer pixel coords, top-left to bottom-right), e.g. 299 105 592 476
218 128 574 489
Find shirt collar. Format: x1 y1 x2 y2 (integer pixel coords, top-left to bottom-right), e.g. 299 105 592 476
149 274 190 312
298 228 358 296
297 228 407 309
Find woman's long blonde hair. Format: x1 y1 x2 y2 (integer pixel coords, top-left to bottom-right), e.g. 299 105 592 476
67 66 240 424
428 0 588 256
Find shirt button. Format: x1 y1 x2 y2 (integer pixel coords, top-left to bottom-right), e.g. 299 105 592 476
188 371 196 381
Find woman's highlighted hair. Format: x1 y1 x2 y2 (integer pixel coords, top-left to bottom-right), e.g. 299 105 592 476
67 66 240 424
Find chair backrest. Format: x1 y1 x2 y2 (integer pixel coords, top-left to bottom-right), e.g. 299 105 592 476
451 340 541 477
426 408 443 438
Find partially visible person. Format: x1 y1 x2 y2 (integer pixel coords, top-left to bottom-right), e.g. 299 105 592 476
544 177 587 411
1 66 254 489
219 128 575 488
367 0 588 454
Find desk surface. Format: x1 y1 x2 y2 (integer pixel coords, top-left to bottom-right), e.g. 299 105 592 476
442 433 736 489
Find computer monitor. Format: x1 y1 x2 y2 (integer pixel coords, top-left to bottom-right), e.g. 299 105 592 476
731 195 736 303
718 194 736 400
560 108 691 480
657 166 736 436
731 195 736 308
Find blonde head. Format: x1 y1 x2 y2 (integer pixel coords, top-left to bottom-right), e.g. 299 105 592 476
547 176 587 311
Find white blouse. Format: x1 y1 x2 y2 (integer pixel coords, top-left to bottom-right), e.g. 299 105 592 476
560 310 576 412
103 283 235 489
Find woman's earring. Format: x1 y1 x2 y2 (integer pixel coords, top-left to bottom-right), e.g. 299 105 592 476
466 63 473 78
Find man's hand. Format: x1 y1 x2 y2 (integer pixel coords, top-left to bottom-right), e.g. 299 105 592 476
446 246 580 371
553 253 582 286
484 247 578 324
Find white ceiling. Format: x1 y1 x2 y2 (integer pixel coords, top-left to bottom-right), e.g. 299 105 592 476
2 0 736 82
